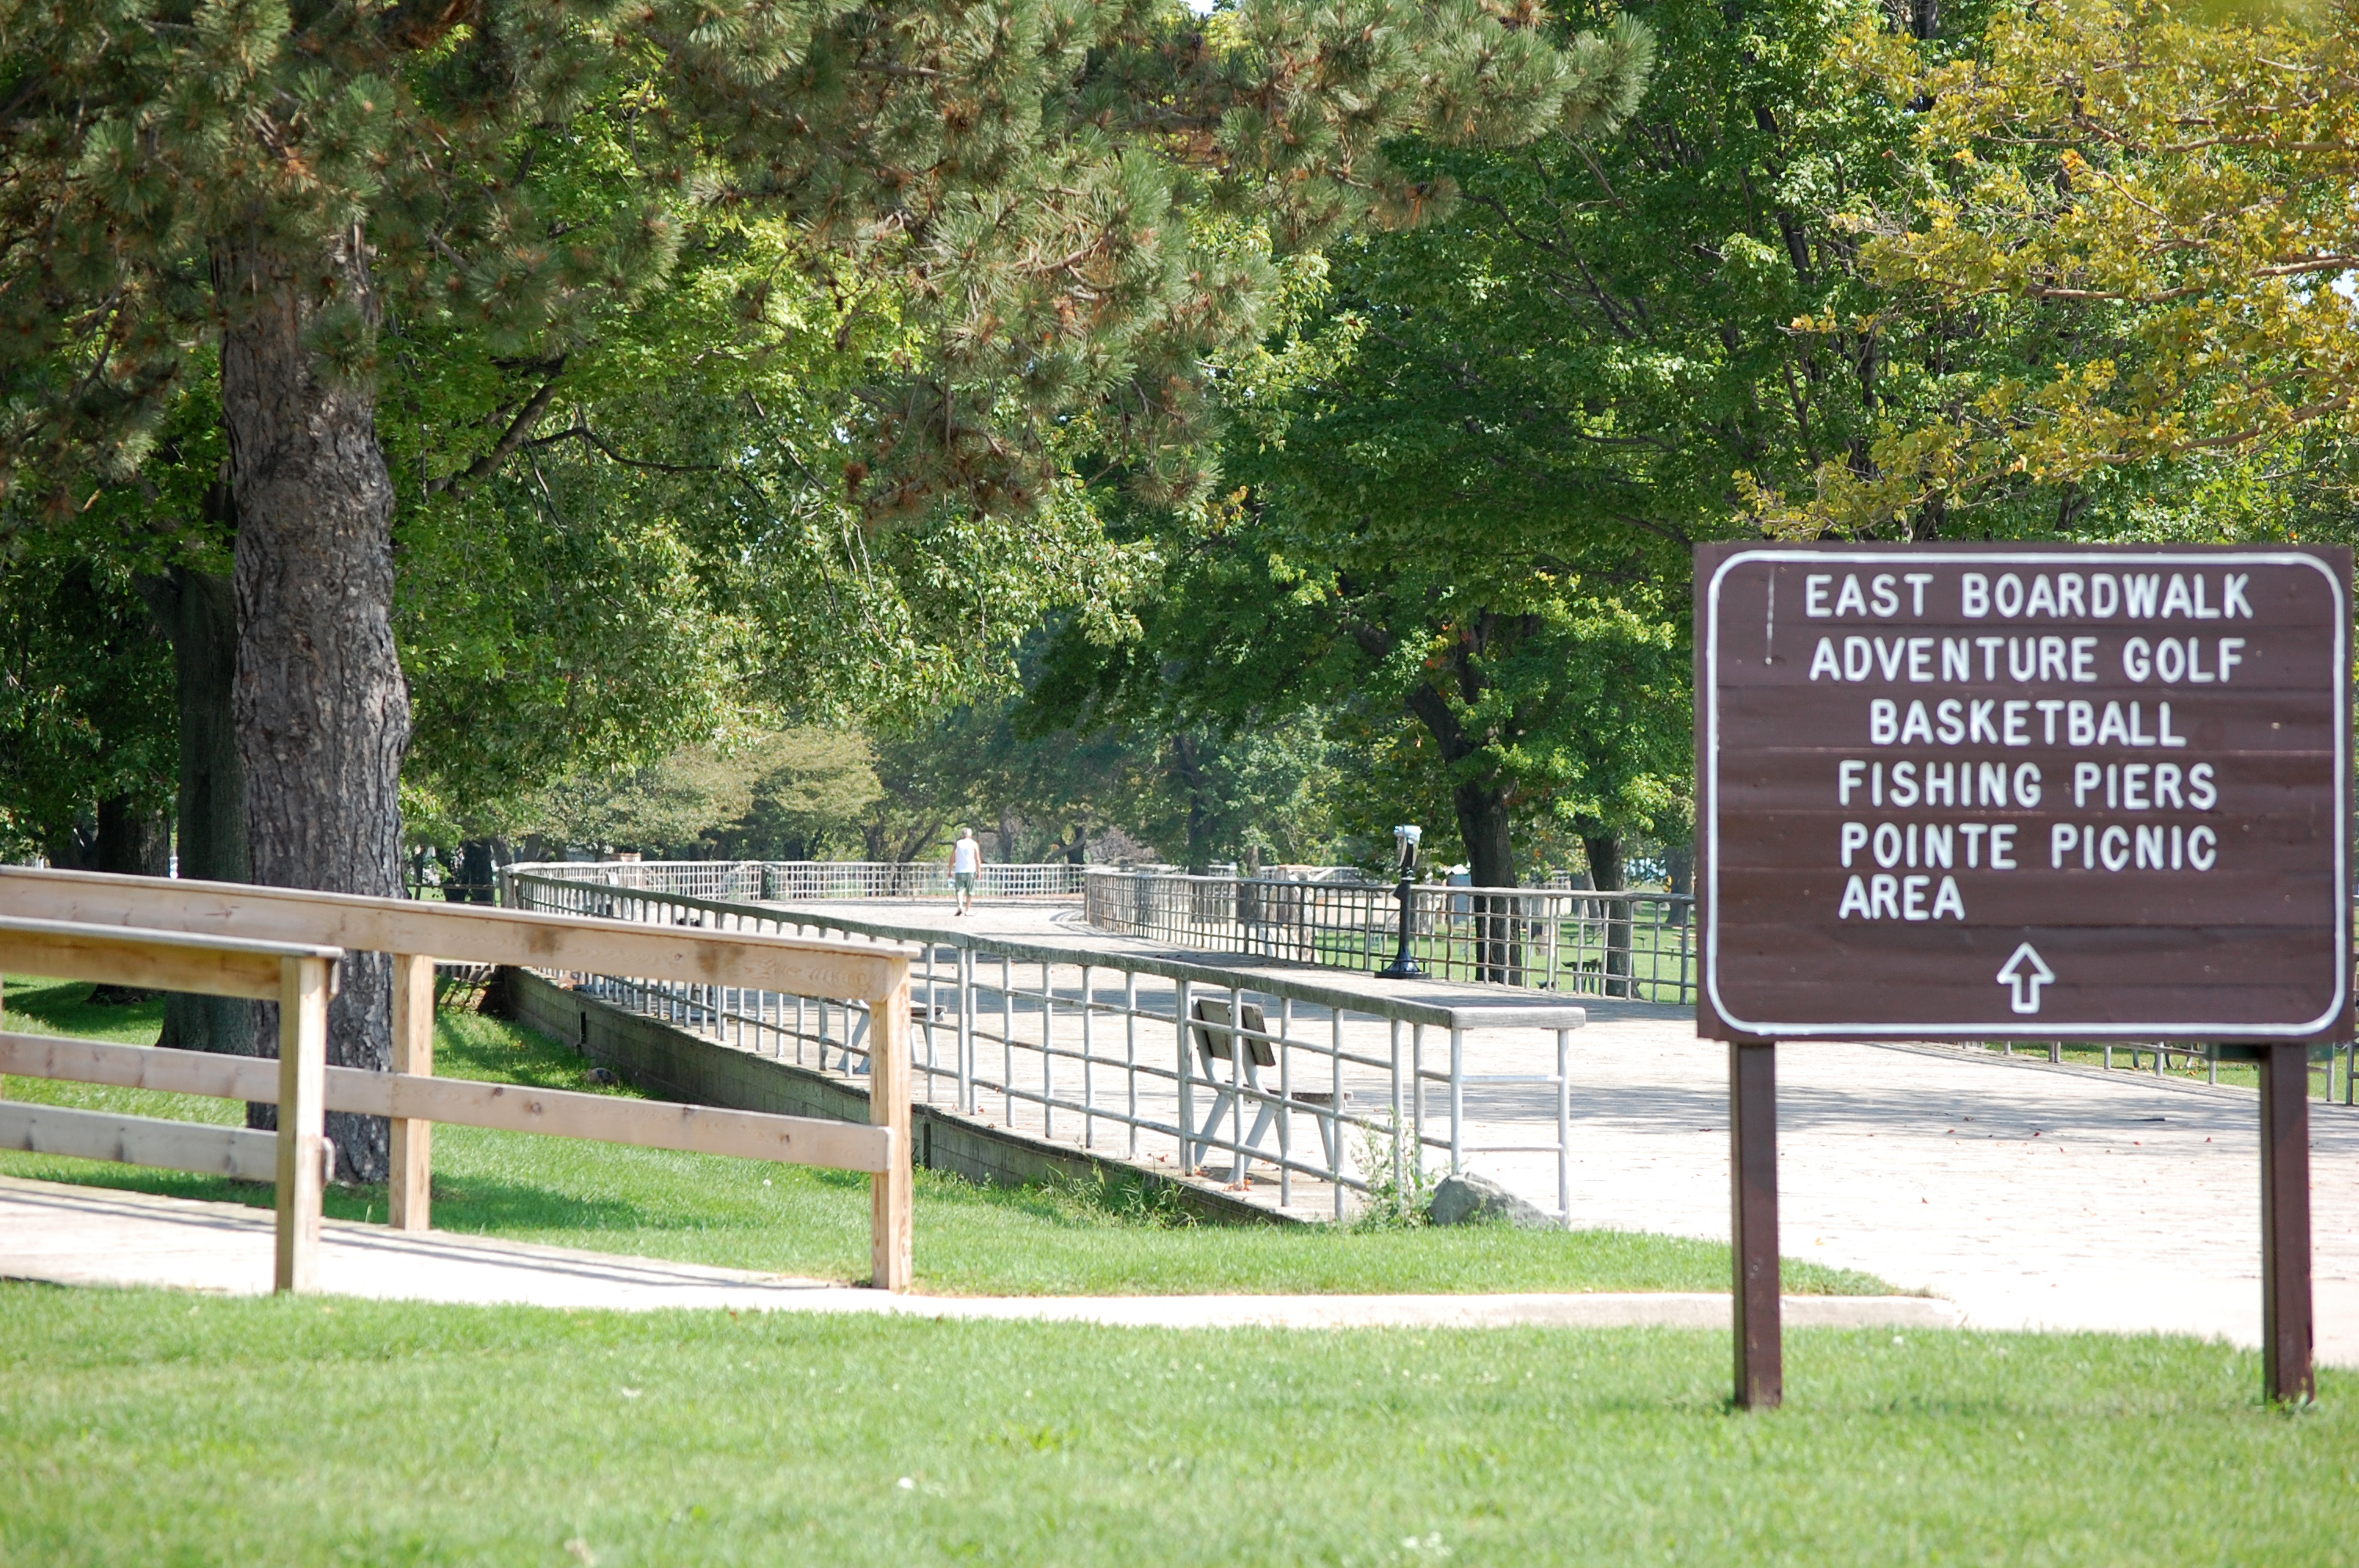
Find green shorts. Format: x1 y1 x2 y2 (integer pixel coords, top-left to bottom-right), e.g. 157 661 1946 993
954 872 976 893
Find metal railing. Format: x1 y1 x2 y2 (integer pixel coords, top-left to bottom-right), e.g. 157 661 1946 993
507 859 1087 901
504 869 1588 1223
1083 868 1696 1002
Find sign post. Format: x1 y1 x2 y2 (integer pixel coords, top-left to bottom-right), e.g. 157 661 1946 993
1697 543 2350 1406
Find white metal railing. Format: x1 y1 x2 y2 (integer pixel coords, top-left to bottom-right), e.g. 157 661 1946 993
506 859 1085 901
1083 868 1697 1002
504 870 1587 1222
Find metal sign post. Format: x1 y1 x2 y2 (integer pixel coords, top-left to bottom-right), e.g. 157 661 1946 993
1697 543 2351 1406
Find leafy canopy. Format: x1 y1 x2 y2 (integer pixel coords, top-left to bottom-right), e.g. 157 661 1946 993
1751 0 2359 537
2 0 1656 524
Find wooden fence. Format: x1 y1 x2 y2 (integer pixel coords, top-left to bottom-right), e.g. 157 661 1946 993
0 867 916 1290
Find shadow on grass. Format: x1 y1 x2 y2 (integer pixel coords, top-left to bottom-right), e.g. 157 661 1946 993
1 978 166 1045
399 1176 654 1236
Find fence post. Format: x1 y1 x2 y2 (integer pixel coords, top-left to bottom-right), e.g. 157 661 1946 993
1448 1025 1464 1172
871 962 914 1290
274 953 331 1294
1176 975 1194 1171
389 952 434 1232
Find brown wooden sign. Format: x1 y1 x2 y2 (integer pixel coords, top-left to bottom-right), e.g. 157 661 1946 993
1697 543 2352 1041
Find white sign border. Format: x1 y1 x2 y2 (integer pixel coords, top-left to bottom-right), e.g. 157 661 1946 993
1703 546 2350 1039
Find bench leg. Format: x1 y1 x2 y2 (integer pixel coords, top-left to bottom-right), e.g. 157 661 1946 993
1219 1087 1282 1182
1190 1086 1238 1173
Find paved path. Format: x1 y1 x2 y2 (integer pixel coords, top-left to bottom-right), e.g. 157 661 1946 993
790 899 2359 1366
0 1176 1955 1331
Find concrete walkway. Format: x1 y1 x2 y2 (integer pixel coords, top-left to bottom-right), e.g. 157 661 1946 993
0 1176 1957 1331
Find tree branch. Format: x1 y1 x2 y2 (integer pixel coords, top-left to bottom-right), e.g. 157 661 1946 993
426 364 565 496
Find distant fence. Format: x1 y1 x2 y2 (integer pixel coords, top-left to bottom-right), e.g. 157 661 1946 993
1084 869 1697 1004
503 860 1085 902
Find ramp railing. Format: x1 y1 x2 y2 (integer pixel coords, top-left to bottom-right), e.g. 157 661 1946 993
504 859 1086 902
506 869 1590 1223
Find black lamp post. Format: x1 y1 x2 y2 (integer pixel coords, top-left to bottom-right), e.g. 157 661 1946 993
1377 824 1424 979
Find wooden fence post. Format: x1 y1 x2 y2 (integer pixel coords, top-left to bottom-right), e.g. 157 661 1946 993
870 966 914 1290
389 953 434 1232
274 954 331 1293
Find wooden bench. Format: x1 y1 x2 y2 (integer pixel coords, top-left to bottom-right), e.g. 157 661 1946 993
1183 997 1350 1183
0 866 917 1289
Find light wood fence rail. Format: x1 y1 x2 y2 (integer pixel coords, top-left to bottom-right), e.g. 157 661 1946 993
0 867 915 1290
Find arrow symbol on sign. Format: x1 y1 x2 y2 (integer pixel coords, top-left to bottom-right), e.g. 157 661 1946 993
1996 942 2055 1015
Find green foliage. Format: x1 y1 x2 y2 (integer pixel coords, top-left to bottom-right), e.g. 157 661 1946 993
2 0 1658 519
1350 1116 1437 1228
0 553 176 861
1750 0 2359 543
1030 1167 1199 1229
1056 1 1979 876
509 729 883 857
2 0 1659 851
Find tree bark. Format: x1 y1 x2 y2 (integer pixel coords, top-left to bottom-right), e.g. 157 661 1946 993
89 795 169 876
137 565 261 1058
1582 833 1630 996
1451 776 1521 985
1402 669 1523 985
81 795 170 1004
216 227 411 1183
1663 840 1694 929
455 838 498 903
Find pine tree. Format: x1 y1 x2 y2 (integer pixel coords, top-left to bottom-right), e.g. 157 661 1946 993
0 0 1650 1176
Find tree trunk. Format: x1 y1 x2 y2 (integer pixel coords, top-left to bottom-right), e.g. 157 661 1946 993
456 838 498 903
137 565 262 1058
1451 775 1520 985
90 795 169 876
1664 840 1694 929
82 796 171 1004
216 228 411 1184
1582 833 1630 997
1400 641 1525 985
1170 734 1212 872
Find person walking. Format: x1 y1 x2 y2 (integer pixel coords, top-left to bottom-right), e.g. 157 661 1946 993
951 827 981 916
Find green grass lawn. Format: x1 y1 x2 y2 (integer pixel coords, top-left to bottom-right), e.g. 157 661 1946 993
1975 1039 2351 1100
1 976 1888 1297
0 1283 2347 1566
1309 920 1697 1004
